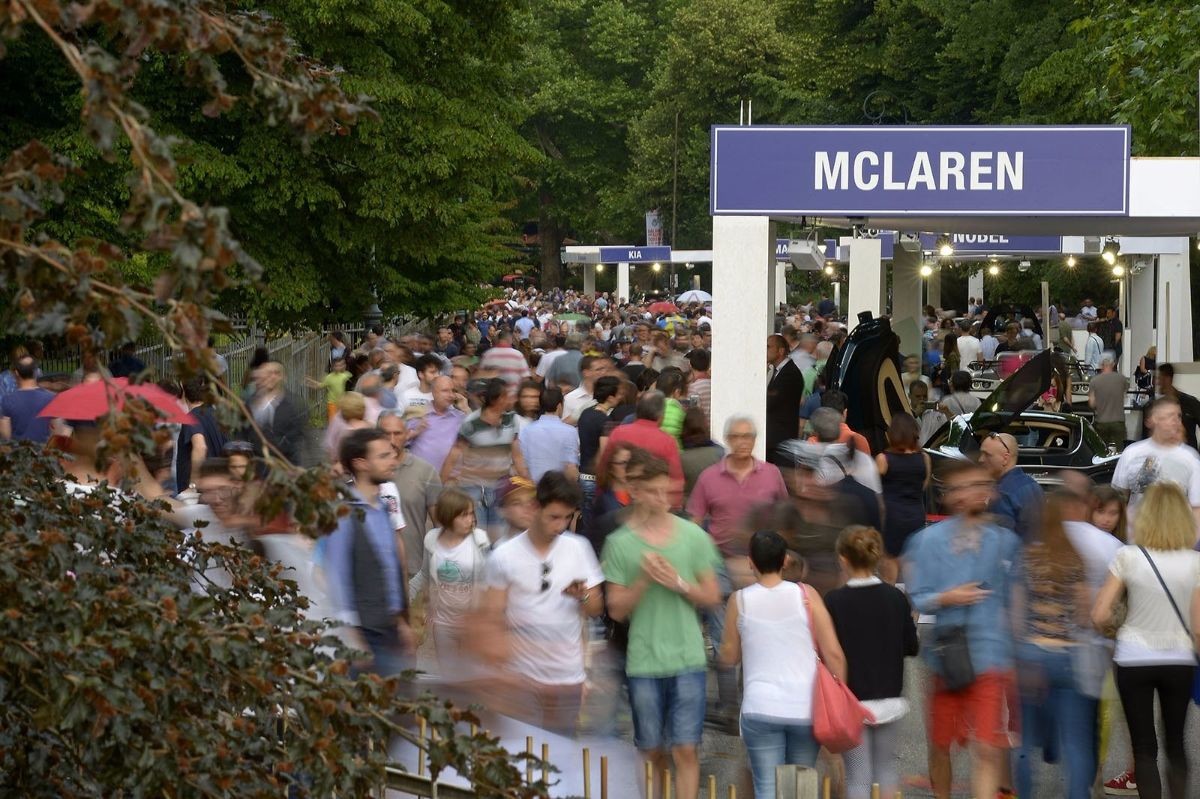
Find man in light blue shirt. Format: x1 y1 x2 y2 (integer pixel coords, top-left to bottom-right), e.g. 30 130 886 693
323 428 413 675
519 386 579 483
903 459 1021 799
406 376 465 474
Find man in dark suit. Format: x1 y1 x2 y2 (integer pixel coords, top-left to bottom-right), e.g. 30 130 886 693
765 334 805 466
246 360 308 464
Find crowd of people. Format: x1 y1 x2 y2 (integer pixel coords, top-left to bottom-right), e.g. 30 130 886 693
1 283 1198 799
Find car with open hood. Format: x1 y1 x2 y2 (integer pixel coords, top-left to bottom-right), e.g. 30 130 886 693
923 349 1120 488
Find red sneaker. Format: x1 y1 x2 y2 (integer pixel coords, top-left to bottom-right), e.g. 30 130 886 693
1103 770 1138 795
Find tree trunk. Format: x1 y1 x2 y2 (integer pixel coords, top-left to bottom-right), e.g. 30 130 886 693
538 186 562 290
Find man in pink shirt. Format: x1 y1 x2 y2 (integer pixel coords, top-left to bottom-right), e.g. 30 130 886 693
685 414 788 728
600 391 684 510
686 415 789 558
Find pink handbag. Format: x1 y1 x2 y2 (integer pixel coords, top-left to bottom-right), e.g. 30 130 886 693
803 588 875 753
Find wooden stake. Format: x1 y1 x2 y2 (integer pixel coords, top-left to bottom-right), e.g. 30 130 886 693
417 717 427 777
644 761 653 799
823 775 832 799
707 774 716 799
526 736 534 785
600 755 609 799
663 768 672 799
541 743 549 786
582 748 592 799
871 784 881 799
727 785 736 799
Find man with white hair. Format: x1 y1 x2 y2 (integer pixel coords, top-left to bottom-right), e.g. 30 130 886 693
686 414 788 729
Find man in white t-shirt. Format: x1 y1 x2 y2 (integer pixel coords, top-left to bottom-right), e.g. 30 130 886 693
562 355 610 423
956 320 982 367
402 354 441 413
1112 396 1200 530
477 471 604 735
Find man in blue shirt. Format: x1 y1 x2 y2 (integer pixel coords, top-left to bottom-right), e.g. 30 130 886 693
979 431 1043 541
904 459 1022 799
325 428 413 676
519 387 580 483
0 356 55 444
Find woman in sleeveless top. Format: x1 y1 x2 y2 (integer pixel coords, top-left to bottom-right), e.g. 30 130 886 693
719 531 846 799
1093 483 1200 799
874 412 930 584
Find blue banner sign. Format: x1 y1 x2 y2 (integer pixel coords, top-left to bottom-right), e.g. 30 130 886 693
598 246 671 263
918 233 1062 254
711 126 1130 216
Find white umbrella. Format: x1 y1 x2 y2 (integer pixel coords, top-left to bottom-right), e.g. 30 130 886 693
677 289 712 303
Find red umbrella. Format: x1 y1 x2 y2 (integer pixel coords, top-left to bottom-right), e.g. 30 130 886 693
39 378 196 424
648 301 679 315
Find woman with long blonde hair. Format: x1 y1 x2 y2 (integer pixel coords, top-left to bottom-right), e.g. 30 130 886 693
1093 483 1200 799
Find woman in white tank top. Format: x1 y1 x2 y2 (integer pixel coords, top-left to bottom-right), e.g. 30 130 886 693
719 531 847 799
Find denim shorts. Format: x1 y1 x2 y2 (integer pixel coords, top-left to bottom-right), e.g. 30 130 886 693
628 670 707 751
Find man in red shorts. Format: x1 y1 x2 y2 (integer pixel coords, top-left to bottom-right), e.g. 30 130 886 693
903 459 1022 799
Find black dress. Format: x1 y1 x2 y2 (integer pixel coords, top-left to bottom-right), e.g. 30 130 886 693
880 451 927 556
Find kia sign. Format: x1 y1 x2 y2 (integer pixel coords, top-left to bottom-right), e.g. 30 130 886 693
597 246 671 263
711 126 1130 216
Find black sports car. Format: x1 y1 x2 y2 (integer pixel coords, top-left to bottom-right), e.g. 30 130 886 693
923 349 1120 488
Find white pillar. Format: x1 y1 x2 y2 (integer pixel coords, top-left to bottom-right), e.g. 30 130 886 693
617 262 630 303
891 244 924 358
582 263 596 296
1158 248 1194 364
926 268 942 311
833 281 841 313
842 237 884 321
1129 262 1155 377
712 216 774 460
969 269 985 309
775 263 788 310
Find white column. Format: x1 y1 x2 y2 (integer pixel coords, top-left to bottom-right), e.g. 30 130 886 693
617 262 630 303
775 263 788 310
891 244 924 358
926 268 942 310
969 268 985 308
582 263 596 296
1129 261 1155 377
712 216 774 460
842 237 884 321
1158 247 1194 364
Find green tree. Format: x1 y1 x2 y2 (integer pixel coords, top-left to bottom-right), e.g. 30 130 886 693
0 1 535 325
0 0 545 792
515 0 667 287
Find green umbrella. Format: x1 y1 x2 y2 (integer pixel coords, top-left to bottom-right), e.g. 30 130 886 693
556 313 592 322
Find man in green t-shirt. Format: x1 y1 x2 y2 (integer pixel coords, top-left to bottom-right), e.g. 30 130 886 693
603 455 720 799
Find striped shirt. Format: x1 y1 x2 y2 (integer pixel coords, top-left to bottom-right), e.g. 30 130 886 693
455 410 520 488
479 346 529 385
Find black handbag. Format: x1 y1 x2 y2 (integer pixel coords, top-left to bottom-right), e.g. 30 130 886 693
933 624 975 692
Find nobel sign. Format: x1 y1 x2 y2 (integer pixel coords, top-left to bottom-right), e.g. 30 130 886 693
711 126 1130 217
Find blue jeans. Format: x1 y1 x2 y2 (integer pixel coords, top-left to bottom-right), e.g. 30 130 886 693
357 625 413 680
702 560 734 649
461 484 502 534
740 714 819 799
627 671 706 751
578 476 597 537
1014 642 1097 799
